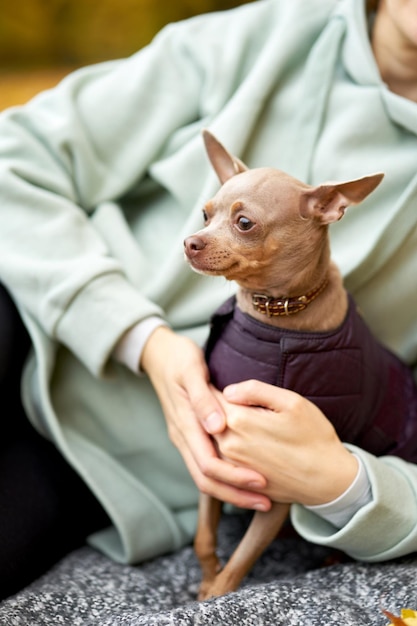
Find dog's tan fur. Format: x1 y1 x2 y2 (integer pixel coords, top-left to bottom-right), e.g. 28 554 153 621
184 130 383 600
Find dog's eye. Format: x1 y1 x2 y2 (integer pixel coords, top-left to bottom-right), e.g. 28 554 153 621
202 209 209 224
237 216 254 231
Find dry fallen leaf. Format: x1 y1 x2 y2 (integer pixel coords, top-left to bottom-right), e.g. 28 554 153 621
383 609 417 626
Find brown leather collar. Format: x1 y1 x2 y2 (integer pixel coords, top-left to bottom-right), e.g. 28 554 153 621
251 277 329 317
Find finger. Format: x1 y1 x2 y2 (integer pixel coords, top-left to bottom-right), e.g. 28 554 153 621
181 443 271 511
186 369 227 434
223 379 297 410
170 407 267 490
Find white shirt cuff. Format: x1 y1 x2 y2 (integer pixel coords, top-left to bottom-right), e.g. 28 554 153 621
113 316 168 374
304 454 372 528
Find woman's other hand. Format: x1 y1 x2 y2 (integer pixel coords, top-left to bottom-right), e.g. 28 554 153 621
141 327 270 511
214 380 359 506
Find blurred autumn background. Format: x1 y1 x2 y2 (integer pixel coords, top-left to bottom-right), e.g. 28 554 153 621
0 0 253 111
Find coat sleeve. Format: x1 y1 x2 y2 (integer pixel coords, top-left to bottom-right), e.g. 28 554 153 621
0 20 208 376
291 441 417 561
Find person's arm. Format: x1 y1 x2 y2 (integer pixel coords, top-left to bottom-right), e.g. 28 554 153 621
292 446 417 562
213 380 417 560
0 21 208 377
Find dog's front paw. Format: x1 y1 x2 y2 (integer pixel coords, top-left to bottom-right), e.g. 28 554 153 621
197 574 238 601
197 570 222 601
197 581 215 602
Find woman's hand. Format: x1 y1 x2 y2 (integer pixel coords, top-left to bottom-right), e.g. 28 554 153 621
213 380 359 507
140 327 270 511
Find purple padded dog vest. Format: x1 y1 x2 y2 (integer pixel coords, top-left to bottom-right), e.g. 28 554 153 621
205 295 417 462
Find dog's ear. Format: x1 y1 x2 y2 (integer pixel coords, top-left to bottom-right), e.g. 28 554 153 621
300 173 384 224
202 130 248 184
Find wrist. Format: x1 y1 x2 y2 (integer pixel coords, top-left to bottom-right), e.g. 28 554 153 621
305 454 372 527
140 325 175 376
113 317 168 374
304 445 359 506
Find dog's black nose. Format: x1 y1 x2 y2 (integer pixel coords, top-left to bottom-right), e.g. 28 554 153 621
184 236 206 257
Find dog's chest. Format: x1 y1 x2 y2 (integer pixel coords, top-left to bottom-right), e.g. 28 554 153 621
206 295 358 394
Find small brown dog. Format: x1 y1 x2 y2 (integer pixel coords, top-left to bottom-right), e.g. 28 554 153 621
184 130 417 600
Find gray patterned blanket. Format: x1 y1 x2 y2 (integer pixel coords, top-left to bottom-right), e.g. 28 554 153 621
1 513 416 625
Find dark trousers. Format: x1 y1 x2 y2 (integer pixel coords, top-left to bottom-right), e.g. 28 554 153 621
0 285 110 600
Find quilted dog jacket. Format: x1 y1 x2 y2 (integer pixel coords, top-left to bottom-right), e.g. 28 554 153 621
206 295 417 462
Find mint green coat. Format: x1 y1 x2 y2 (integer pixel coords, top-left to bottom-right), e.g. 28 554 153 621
0 0 416 564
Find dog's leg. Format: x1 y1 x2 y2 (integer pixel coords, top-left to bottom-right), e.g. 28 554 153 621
199 501 290 600
194 492 223 600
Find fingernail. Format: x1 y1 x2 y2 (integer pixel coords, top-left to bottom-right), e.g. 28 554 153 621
204 412 223 433
223 384 237 399
248 481 264 490
253 502 269 512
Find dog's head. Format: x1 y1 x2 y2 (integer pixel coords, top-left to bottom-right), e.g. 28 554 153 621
184 130 383 290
